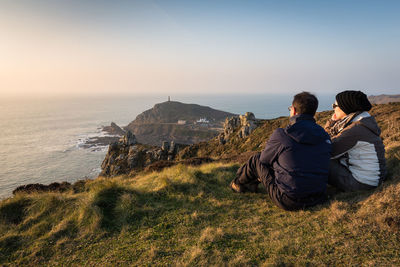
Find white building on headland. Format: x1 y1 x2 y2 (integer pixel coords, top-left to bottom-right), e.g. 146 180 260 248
196 118 210 124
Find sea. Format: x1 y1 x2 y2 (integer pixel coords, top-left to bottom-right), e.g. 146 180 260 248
0 93 335 199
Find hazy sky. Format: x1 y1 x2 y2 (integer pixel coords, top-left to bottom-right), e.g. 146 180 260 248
1 0 399 96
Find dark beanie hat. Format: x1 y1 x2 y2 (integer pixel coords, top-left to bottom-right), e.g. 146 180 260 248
335 90 372 115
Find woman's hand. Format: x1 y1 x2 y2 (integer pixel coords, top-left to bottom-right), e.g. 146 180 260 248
325 112 338 131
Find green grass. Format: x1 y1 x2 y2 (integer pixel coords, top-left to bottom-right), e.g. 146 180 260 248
1 157 400 266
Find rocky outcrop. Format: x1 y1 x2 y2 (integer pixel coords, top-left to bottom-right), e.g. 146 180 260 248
102 122 126 136
219 112 260 144
119 130 136 146
82 122 125 149
13 182 72 194
13 180 88 195
100 131 187 177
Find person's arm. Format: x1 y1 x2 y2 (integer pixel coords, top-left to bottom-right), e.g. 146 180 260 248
259 129 284 166
330 125 360 158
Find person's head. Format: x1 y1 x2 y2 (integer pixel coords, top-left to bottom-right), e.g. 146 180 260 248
289 92 318 117
333 90 372 120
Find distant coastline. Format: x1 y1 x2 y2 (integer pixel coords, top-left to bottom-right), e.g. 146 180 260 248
368 94 400 104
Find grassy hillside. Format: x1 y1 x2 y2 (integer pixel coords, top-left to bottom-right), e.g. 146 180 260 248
1 103 400 266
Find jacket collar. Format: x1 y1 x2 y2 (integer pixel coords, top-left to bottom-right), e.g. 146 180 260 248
289 114 315 125
351 111 371 123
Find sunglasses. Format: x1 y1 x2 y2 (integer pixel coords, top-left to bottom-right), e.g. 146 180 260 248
332 103 338 109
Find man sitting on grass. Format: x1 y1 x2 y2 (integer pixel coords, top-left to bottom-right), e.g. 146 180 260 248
230 92 332 210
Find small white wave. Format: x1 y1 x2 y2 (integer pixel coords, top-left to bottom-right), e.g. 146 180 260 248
75 126 122 150
90 167 102 176
62 146 76 153
42 144 71 153
89 145 109 152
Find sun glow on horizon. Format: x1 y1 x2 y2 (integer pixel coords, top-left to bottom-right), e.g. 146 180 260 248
1 1 399 97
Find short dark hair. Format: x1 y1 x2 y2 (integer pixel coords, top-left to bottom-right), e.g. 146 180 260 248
292 92 318 116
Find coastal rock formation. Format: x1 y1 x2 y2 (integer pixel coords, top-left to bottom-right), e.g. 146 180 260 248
100 131 187 177
103 122 126 136
219 112 260 144
119 130 136 146
13 182 72 194
82 122 125 149
12 180 88 195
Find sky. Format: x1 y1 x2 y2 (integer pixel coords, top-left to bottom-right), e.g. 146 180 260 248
1 0 399 96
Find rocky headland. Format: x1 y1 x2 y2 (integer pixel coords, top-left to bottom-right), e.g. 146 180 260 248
83 100 237 149
124 101 237 146
99 111 263 177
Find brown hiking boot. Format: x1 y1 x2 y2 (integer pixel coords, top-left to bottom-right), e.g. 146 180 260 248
230 180 243 193
230 180 259 193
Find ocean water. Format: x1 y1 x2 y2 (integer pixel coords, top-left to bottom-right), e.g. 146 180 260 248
0 93 334 199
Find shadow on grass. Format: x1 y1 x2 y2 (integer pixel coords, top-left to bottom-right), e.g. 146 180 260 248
0 198 31 225
89 165 242 233
0 234 24 261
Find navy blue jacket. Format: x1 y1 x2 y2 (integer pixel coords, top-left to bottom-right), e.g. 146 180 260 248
260 114 332 198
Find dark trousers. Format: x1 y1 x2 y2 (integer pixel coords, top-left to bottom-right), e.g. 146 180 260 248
232 153 326 211
328 159 376 192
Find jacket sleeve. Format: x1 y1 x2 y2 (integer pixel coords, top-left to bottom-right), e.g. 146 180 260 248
331 125 359 159
260 129 284 166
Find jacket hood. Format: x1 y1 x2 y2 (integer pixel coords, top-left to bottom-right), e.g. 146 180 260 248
286 114 330 145
353 112 381 136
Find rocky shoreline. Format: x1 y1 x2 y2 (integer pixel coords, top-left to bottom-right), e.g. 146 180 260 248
82 122 126 149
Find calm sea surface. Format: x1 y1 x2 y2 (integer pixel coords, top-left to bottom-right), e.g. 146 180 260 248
0 93 334 199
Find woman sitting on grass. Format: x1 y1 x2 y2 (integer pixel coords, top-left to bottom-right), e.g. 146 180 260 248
325 90 386 191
